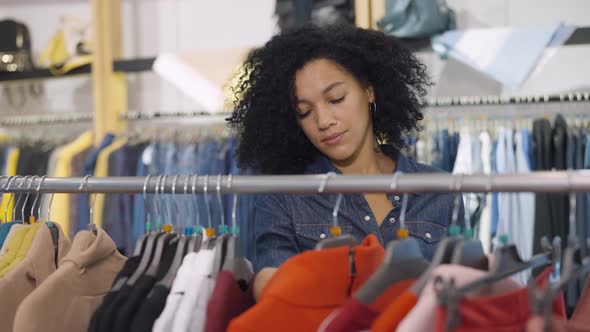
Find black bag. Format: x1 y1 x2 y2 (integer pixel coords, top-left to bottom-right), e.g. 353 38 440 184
0 19 35 72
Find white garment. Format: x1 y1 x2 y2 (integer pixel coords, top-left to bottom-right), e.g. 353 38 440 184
416 139 427 165
188 277 215 332
172 248 215 332
514 131 536 282
478 131 493 253
452 127 479 225
152 252 200 332
495 128 528 285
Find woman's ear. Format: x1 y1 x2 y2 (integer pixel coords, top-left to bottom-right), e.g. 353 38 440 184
366 85 375 103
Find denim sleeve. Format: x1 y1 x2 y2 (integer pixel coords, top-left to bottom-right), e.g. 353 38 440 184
253 194 300 272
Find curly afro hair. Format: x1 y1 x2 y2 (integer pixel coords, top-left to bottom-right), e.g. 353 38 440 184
227 24 431 175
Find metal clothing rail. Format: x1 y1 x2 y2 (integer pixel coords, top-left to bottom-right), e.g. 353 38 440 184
426 91 590 107
2 171 590 194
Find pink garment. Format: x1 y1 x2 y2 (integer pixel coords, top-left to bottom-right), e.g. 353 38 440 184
397 263 522 332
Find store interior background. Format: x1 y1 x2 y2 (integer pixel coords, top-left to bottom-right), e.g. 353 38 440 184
1 0 590 117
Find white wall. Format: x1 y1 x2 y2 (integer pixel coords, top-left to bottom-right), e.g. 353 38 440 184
0 0 276 114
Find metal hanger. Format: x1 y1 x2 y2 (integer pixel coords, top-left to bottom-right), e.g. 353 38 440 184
34 175 60 265
20 176 37 223
4 176 20 222
189 174 203 252
158 175 188 287
221 174 254 282
450 174 488 270
143 175 177 278
133 175 154 256
126 175 166 287
79 175 98 235
30 175 45 223
355 171 429 305
315 172 357 250
12 175 28 222
212 174 231 277
202 174 217 249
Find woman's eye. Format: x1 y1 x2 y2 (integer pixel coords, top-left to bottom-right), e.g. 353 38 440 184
330 96 345 104
298 109 312 118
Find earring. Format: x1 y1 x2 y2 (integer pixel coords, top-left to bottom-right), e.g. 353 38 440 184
370 101 377 114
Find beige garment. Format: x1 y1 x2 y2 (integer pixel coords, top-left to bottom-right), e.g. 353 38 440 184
14 228 127 332
0 223 71 332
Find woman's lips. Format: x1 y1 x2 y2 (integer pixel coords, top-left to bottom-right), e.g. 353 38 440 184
321 131 346 145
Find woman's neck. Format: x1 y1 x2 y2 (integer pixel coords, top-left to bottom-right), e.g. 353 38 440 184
332 142 396 175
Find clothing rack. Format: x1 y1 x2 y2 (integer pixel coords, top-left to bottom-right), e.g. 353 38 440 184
2 171 590 194
426 91 590 107
0 112 94 127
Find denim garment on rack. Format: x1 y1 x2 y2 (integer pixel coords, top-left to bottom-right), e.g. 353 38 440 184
76 134 115 236
253 145 465 272
194 139 219 230
431 130 451 172
585 133 590 247
132 146 147 244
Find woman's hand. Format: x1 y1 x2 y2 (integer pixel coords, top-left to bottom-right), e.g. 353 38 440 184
253 267 278 302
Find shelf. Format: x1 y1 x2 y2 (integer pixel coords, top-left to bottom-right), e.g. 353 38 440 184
0 57 155 83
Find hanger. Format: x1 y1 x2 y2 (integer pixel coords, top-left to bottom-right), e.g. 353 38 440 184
11 176 26 222
221 174 253 281
158 175 189 288
529 171 590 331
80 175 97 235
132 175 153 257
450 174 488 270
19 176 37 224
211 175 231 278
202 175 217 250
29 176 43 224
189 175 203 252
315 172 358 250
33 176 60 266
142 175 177 278
355 172 429 305
409 174 469 295
125 175 166 287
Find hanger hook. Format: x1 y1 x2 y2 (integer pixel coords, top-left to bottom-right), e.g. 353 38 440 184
30 175 45 221
183 175 191 230
192 175 201 228
4 176 16 223
21 175 38 223
13 176 29 222
160 175 168 224
203 175 212 230
142 175 152 232
567 169 577 246
319 172 335 193
227 174 238 231
391 171 409 229
172 174 183 230
153 175 163 224
216 174 225 227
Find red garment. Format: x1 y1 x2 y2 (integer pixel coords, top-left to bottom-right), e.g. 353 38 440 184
571 274 590 325
227 235 384 332
320 279 414 332
436 268 566 332
204 271 255 332
526 315 586 332
371 290 418 332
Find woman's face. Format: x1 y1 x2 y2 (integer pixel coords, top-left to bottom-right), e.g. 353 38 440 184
294 58 375 163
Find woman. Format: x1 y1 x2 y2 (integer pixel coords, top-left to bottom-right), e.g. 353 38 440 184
228 24 464 298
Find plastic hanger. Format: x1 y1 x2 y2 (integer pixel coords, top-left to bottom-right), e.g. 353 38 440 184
409 175 468 295
202 175 217 249
528 171 590 332
20 176 37 224
450 174 488 270
133 175 153 257
126 175 166 287
143 175 177 278
355 172 429 305
315 172 358 250
189 175 203 252
13 175 30 223
9 176 25 222
158 175 188 287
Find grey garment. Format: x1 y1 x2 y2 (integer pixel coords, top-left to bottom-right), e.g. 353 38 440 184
253 145 465 272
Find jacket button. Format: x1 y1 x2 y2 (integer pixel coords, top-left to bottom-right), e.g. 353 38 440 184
425 232 432 239
389 217 396 224
320 233 326 239
394 196 400 201
364 215 371 221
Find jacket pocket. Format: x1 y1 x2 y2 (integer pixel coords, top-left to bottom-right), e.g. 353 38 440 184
404 221 447 260
294 223 352 250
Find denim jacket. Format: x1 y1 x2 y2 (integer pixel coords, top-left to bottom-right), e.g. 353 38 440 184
253 146 464 272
